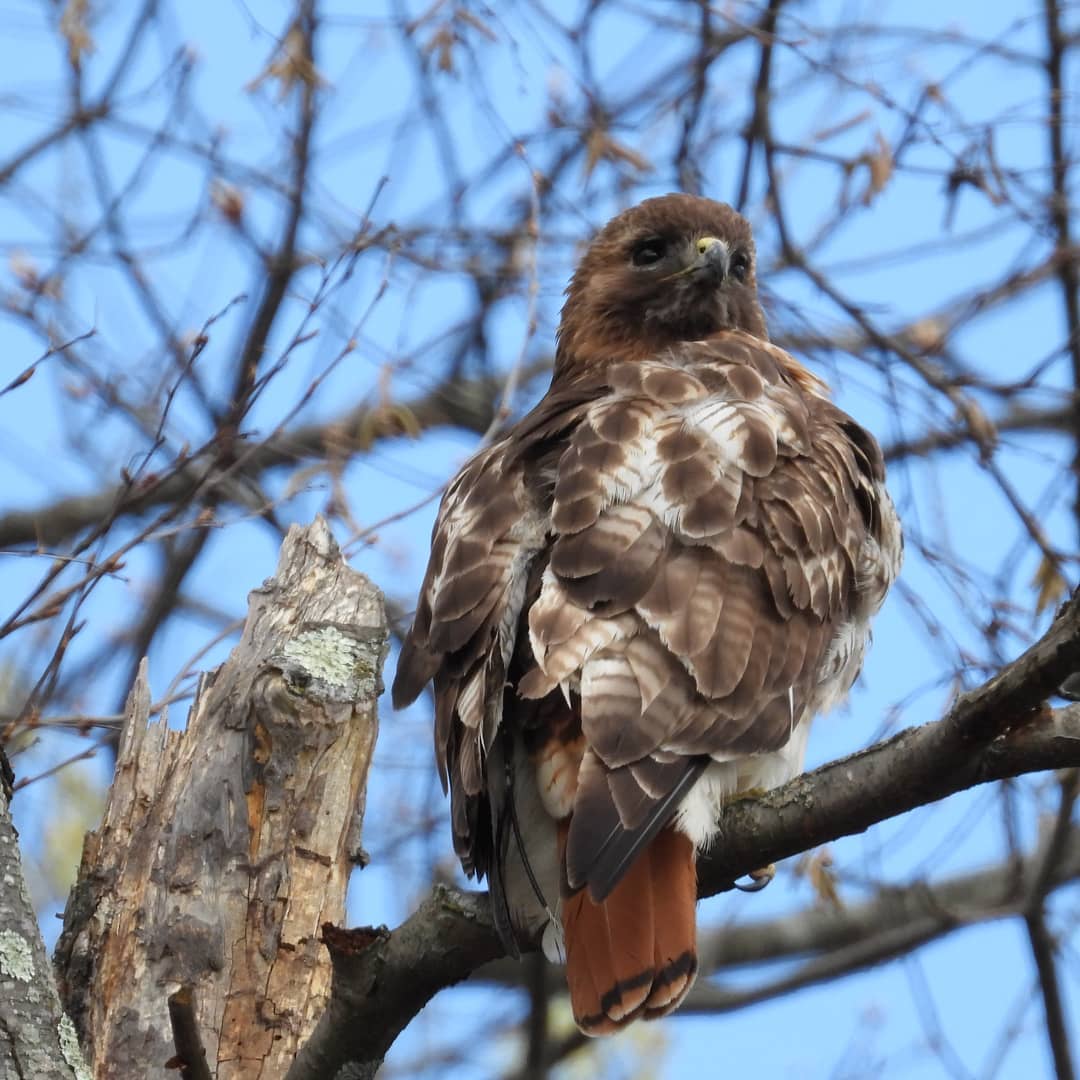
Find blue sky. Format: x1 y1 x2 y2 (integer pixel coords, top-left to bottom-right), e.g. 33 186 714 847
1 1 1077 1076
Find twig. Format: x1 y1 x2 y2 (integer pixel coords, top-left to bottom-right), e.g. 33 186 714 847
1025 908 1076 1080
1042 0 1080 540
166 986 213 1080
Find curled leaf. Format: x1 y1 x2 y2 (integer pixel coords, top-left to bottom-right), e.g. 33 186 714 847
860 131 894 206
59 0 94 72
1032 555 1068 616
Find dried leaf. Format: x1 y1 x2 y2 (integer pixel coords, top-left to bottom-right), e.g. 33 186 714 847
211 180 245 226
906 317 947 354
796 848 843 910
861 131 894 206
356 404 422 448
9 252 62 299
956 399 997 461
246 23 326 100
1032 555 1068 615
9 252 41 292
583 127 651 181
63 380 92 400
425 26 458 73
0 366 35 397
456 8 498 42
59 0 94 72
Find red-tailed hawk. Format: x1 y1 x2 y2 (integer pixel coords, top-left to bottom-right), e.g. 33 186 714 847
393 194 902 1034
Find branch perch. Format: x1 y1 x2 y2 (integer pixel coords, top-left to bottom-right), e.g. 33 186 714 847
289 591 1080 1079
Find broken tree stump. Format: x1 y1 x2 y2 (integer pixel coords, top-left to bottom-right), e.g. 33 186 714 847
53 517 387 1079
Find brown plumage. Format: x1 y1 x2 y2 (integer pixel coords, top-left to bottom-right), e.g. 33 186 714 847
393 193 902 1034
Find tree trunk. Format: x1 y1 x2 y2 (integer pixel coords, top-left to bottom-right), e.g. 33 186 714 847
53 518 387 1079
0 758 89 1080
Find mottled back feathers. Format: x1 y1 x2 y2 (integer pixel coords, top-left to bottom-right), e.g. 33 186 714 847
393 329 896 895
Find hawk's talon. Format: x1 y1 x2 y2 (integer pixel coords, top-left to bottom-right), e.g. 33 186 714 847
735 863 775 893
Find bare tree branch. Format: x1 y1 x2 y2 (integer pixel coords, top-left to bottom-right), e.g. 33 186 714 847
3 3 1080 1075
477 819 1080 993
1025 907 1076 1080
287 593 1080 1078
1043 0 1080 539
0 359 553 552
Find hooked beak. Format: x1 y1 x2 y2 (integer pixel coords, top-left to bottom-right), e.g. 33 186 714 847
693 235 730 281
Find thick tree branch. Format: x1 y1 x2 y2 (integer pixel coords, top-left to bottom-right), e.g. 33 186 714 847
478 819 1080 994
696 590 1080 893
286 889 504 1080
681 820 1080 1016
289 593 1080 1078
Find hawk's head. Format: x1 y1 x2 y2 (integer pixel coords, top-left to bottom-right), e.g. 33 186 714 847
557 194 767 369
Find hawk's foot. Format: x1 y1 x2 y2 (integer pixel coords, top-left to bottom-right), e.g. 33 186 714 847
734 863 776 893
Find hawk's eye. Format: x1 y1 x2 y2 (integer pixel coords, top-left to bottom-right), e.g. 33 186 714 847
631 238 667 267
730 250 751 282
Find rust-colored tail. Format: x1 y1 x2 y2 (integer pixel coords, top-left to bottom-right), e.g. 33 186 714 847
562 826 698 1035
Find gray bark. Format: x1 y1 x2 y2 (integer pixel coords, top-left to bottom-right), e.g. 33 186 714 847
0 770 88 1080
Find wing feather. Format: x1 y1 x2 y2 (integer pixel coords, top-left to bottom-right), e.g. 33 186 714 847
534 332 896 890
396 328 900 917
